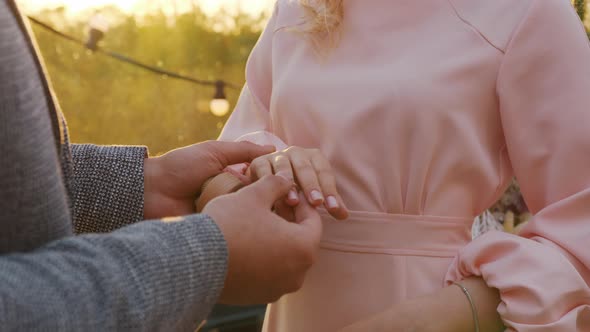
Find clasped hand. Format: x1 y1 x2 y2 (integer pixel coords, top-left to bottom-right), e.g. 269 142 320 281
247 146 348 220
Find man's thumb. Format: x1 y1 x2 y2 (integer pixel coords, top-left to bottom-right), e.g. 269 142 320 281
293 192 322 243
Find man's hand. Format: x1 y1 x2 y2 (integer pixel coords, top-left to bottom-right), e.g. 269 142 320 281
203 174 322 305
143 141 274 220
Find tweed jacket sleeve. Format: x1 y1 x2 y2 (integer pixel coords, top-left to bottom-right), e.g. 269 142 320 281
70 144 148 234
0 214 228 332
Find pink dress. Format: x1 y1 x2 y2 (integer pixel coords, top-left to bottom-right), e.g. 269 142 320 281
219 0 590 330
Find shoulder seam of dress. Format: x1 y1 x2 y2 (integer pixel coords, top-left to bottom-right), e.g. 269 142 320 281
273 0 307 34
445 0 506 54
495 0 537 94
501 0 537 55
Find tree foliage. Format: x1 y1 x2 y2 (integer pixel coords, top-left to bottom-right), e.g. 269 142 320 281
575 0 586 22
33 6 266 154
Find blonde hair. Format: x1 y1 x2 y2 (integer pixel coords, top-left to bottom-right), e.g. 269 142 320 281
297 0 344 49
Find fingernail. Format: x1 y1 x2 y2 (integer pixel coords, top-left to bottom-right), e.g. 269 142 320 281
326 196 339 209
310 190 324 203
288 189 299 201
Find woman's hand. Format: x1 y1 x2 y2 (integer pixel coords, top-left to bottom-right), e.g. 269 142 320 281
339 277 504 332
248 146 348 220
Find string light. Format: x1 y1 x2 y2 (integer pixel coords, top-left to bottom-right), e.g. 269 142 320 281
27 15 239 116
210 80 230 117
86 15 109 50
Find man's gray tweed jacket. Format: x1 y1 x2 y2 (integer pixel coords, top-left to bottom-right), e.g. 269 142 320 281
0 1 228 330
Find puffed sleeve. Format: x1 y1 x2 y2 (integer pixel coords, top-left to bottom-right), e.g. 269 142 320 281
445 1 590 330
219 2 287 151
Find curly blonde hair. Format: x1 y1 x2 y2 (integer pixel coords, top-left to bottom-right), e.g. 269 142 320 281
297 0 344 49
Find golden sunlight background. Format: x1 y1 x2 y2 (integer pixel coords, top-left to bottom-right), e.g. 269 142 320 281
21 0 274 16
26 0 274 155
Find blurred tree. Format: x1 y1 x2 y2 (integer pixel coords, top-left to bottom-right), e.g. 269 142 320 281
32 6 264 154
575 0 586 22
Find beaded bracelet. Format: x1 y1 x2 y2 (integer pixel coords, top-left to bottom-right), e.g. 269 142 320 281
452 281 480 332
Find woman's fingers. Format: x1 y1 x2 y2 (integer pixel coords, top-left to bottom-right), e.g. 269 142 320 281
290 150 324 206
247 147 347 218
271 154 299 205
311 154 349 220
249 156 273 181
271 154 295 182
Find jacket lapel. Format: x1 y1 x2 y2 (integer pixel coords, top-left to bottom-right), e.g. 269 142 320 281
5 0 64 152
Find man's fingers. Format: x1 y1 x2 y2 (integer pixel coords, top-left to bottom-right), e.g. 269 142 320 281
239 174 292 208
293 192 322 243
209 141 275 167
273 199 295 222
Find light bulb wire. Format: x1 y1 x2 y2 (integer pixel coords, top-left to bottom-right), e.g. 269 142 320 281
27 16 241 91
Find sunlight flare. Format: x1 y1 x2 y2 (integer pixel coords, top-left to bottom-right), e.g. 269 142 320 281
20 0 273 16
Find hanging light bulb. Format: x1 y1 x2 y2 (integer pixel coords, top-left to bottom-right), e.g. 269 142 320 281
210 80 230 117
86 14 109 51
